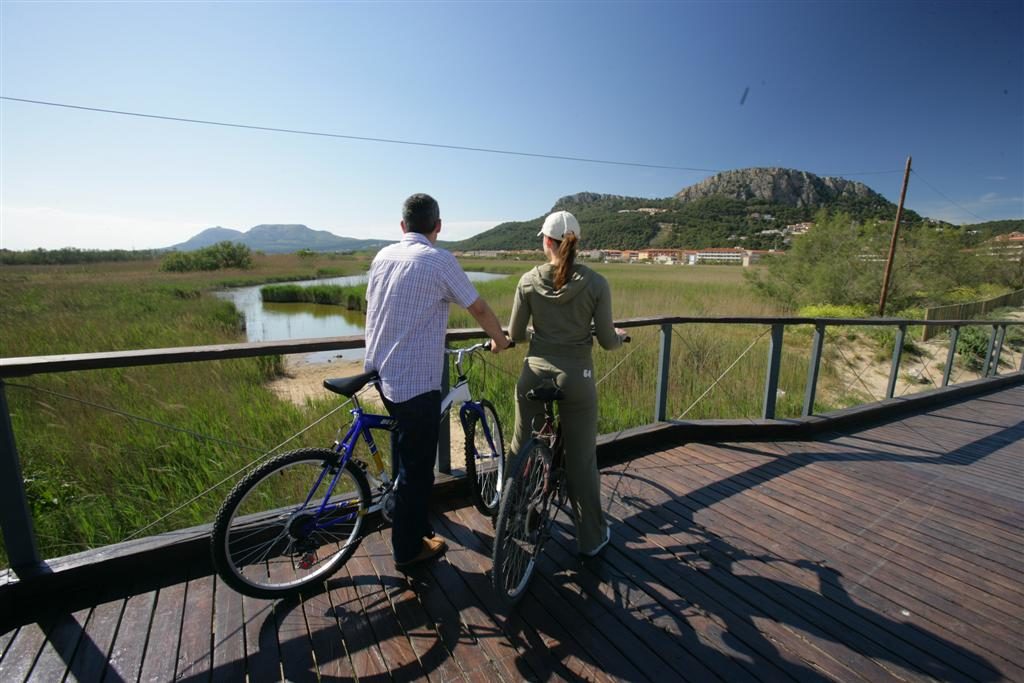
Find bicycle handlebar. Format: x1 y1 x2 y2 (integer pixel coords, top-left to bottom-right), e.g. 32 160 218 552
445 339 515 356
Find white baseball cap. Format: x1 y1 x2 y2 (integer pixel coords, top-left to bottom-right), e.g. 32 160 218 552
538 210 581 240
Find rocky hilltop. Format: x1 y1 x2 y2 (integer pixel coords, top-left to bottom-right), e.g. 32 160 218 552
675 167 883 207
451 166 910 252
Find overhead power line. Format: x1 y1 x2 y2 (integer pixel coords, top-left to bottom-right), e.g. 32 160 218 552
909 168 987 222
0 95 721 173
1 95 903 178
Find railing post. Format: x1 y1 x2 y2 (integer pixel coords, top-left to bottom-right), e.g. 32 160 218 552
762 324 784 419
886 324 906 399
437 353 451 474
989 325 1006 377
802 323 826 417
654 323 672 422
942 326 960 387
0 380 42 574
981 325 997 378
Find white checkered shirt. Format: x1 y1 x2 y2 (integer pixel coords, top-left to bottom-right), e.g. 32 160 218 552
364 232 479 403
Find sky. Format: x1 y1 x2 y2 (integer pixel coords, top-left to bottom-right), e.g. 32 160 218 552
1 1 1021 251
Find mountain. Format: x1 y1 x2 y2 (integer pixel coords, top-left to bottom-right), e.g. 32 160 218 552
167 224 393 253
451 167 923 252
171 226 245 250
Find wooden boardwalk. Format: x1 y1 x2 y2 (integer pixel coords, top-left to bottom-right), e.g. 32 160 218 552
1 384 1022 682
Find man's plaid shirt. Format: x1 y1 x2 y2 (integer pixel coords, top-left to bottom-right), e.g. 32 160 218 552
364 232 479 403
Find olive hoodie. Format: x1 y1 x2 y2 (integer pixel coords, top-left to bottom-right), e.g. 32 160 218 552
508 263 622 361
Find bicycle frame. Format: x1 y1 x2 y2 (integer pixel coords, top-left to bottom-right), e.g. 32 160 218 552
291 403 398 537
305 342 501 532
442 344 502 465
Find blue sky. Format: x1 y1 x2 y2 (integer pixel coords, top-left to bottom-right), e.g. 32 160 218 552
1 1 1021 250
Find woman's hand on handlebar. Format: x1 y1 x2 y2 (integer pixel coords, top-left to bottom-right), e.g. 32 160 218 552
615 328 631 343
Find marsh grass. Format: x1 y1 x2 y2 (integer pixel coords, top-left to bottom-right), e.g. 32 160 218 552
0 256 367 565
261 283 367 309
1 257 858 566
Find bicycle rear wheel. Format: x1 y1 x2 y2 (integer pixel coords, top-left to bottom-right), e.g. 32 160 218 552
211 447 370 599
464 399 505 517
492 438 553 606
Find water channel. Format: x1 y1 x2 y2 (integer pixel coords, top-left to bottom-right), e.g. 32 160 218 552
215 272 507 362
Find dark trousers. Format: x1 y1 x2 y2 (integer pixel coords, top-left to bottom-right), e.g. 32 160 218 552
382 390 441 563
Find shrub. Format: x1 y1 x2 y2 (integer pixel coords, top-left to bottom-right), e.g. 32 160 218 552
957 325 993 369
160 242 252 272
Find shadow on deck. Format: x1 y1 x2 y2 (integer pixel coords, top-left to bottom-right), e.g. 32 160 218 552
1 384 1022 682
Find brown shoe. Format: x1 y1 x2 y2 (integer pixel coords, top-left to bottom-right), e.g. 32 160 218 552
395 537 448 570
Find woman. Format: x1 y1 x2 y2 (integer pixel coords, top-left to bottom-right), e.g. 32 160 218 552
507 210 627 557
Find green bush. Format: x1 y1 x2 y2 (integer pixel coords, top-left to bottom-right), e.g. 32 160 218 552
160 242 252 272
957 325 993 369
797 304 874 319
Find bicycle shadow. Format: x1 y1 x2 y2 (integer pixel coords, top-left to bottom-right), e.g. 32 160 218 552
438 453 1004 683
584 466 1001 681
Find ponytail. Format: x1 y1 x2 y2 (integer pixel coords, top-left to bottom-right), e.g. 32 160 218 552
553 233 578 290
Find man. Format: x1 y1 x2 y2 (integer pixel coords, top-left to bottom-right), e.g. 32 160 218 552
364 193 510 569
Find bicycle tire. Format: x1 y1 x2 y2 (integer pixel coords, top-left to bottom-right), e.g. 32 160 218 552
492 438 553 607
211 447 371 599
463 399 505 517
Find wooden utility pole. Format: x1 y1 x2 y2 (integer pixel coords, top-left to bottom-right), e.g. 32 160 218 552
878 155 912 317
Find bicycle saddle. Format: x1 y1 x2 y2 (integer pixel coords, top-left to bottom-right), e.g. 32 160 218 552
526 384 564 403
324 371 379 398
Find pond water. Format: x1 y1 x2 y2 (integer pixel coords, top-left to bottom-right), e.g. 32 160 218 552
214 272 507 362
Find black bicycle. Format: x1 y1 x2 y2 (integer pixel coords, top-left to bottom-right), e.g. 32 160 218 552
491 380 568 606
491 331 628 606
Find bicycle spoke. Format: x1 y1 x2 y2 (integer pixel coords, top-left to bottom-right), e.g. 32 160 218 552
212 449 370 598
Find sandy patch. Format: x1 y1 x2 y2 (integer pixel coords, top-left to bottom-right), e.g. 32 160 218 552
820 313 1023 405
267 354 370 406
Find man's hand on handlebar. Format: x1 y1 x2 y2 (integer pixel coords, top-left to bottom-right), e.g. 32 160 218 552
490 336 514 353
615 328 631 343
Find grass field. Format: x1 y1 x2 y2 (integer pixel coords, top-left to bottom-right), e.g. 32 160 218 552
0 253 865 566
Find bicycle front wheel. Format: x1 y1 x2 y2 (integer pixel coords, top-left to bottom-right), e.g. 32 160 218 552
211 447 370 599
464 399 505 517
492 438 552 607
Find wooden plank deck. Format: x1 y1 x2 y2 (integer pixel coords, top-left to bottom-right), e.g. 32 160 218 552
1 384 1021 682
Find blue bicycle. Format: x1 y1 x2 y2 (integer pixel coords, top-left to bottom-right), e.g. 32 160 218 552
211 342 506 598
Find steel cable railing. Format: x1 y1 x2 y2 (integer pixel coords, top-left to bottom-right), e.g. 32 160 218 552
672 326 771 420
2 315 1020 572
822 328 881 404
4 381 356 543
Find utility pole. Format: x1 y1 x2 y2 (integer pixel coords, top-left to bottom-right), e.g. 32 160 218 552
878 155 912 317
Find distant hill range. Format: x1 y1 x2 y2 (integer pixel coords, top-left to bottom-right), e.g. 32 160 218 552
167 224 393 253
162 169 1020 255
450 167 930 252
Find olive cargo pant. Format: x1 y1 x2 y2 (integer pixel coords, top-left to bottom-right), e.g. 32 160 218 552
510 355 607 555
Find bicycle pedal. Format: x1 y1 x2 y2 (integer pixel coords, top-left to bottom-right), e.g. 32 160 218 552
298 552 316 570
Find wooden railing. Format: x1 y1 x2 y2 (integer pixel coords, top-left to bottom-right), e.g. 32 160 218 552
2 315 1021 576
921 288 1024 340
